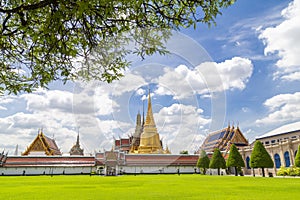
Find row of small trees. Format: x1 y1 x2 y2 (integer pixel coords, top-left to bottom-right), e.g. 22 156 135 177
197 141 275 177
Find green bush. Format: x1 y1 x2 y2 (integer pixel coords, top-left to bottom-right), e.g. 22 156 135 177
277 166 300 176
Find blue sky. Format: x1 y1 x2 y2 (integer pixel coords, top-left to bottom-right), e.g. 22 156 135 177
1 0 300 155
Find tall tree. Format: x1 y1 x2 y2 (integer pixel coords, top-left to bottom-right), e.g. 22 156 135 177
295 145 300 167
226 144 245 176
197 150 210 174
0 0 235 94
209 148 226 175
250 140 274 177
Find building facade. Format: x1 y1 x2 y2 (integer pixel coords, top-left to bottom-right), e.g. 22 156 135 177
241 124 300 176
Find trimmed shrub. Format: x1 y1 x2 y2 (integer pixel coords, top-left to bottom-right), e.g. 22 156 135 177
250 141 274 177
277 166 300 176
197 150 210 175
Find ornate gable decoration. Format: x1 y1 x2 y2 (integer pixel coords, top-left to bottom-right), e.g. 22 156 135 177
22 132 62 156
200 125 249 153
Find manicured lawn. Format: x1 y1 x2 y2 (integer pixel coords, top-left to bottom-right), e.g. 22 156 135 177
0 175 300 199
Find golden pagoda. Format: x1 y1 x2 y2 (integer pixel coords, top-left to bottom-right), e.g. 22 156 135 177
138 91 164 154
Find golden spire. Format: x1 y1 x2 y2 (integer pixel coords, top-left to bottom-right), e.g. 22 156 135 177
137 89 164 154
145 90 156 126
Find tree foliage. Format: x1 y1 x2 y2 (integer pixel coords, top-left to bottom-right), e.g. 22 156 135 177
180 150 189 154
0 0 235 94
295 145 300 167
197 150 210 174
226 144 245 176
209 148 226 175
250 140 274 177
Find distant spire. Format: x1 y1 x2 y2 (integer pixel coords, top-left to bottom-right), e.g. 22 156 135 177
142 99 145 126
76 132 80 146
14 144 18 156
136 111 141 126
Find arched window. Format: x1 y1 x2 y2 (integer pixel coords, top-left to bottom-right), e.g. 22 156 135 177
274 154 281 168
284 151 290 167
246 156 250 169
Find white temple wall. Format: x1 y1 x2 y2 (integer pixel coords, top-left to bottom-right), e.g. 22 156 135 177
121 165 197 174
0 166 96 176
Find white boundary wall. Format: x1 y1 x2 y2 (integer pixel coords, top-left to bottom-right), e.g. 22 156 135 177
120 165 197 174
0 166 96 176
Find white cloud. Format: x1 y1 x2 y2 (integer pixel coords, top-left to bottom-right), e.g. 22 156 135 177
155 57 253 99
214 57 253 91
21 89 73 113
259 0 300 81
0 96 18 111
135 88 145 96
0 106 7 110
154 103 210 153
256 92 300 125
111 73 146 96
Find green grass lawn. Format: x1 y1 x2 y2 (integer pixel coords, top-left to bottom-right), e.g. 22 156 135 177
0 175 300 200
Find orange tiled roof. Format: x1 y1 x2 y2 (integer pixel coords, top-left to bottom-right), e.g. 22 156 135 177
4 156 95 167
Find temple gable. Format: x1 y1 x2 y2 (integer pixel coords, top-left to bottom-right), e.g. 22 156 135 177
22 131 62 156
200 125 249 153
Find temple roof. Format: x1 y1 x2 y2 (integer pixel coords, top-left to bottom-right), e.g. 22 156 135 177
256 121 300 139
95 152 198 166
200 126 248 153
3 156 95 167
22 132 62 156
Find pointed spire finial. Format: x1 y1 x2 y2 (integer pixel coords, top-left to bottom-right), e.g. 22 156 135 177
14 144 18 156
76 131 80 146
144 88 155 126
142 99 145 126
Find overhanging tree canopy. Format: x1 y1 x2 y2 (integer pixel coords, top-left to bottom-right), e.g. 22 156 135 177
0 0 235 94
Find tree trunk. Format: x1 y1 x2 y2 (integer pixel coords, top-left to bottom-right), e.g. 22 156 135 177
262 167 265 177
235 166 238 176
218 168 220 175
